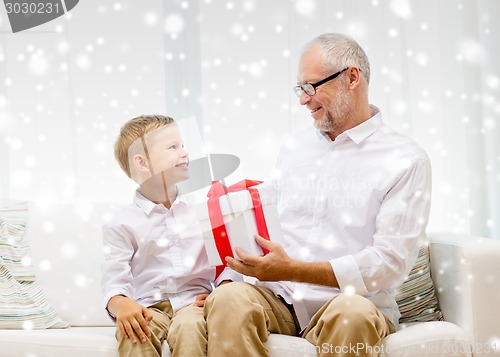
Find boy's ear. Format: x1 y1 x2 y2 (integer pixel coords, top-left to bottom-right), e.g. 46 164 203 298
132 154 149 172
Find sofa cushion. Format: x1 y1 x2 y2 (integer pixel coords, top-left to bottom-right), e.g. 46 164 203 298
0 327 313 357
381 321 471 357
267 322 471 357
0 201 68 329
235 323 470 357
0 327 120 357
396 245 443 324
0 326 168 357
0 322 472 357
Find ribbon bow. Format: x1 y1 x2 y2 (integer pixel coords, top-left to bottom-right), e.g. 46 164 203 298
207 179 271 279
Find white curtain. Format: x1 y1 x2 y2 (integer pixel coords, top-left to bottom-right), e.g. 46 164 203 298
0 0 499 239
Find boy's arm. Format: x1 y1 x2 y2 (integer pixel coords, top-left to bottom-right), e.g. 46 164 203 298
101 222 152 343
101 223 136 312
107 295 152 344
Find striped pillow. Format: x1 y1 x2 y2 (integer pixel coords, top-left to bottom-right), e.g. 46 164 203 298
0 202 35 281
0 202 69 329
396 245 444 325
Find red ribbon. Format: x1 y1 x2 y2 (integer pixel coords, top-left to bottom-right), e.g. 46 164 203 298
207 180 271 279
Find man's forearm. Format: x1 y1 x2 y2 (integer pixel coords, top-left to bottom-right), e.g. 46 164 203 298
288 260 339 288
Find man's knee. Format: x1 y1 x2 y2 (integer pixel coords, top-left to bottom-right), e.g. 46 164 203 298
204 282 271 327
205 281 254 307
304 294 391 353
322 294 379 327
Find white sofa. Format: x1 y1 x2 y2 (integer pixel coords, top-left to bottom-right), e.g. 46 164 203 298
1 202 499 357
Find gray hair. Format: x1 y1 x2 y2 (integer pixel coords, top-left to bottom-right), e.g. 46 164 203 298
301 33 371 86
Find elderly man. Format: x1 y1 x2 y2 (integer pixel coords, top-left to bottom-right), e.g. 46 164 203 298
204 33 432 357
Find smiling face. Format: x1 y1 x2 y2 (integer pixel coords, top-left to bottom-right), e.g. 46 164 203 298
145 124 189 184
130 123 189 186
297 46 354 135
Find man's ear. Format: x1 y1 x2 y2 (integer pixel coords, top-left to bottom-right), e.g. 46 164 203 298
348 67 361 88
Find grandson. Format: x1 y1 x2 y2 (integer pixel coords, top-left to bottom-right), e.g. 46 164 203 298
101 115 240 357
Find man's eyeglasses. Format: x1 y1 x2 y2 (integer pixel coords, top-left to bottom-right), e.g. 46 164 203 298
293 67 349 98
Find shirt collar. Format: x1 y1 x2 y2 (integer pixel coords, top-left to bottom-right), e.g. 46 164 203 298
318 104 383 144
133 189 187 215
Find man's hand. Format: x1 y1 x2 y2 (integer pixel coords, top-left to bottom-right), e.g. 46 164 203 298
226 235 295 281
226 235 339 287
109 296 152 344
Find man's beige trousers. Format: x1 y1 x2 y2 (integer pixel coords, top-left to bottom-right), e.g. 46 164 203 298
204 282 393 357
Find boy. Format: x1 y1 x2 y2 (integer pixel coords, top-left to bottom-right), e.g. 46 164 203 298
101 115 240 357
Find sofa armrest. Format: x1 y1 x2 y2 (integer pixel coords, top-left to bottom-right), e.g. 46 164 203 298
427 232 500 356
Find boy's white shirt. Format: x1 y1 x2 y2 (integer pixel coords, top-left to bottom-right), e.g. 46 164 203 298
101 189 242 315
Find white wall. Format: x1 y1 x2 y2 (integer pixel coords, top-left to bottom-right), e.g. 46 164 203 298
1 0 499 238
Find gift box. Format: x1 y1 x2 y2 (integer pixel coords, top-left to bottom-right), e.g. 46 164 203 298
196 180 284 274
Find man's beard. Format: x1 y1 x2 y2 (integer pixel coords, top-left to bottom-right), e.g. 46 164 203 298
314 85 353 133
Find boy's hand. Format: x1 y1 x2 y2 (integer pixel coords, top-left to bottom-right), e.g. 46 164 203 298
194 293 210 307
111 296 153 344
193 281 232 307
